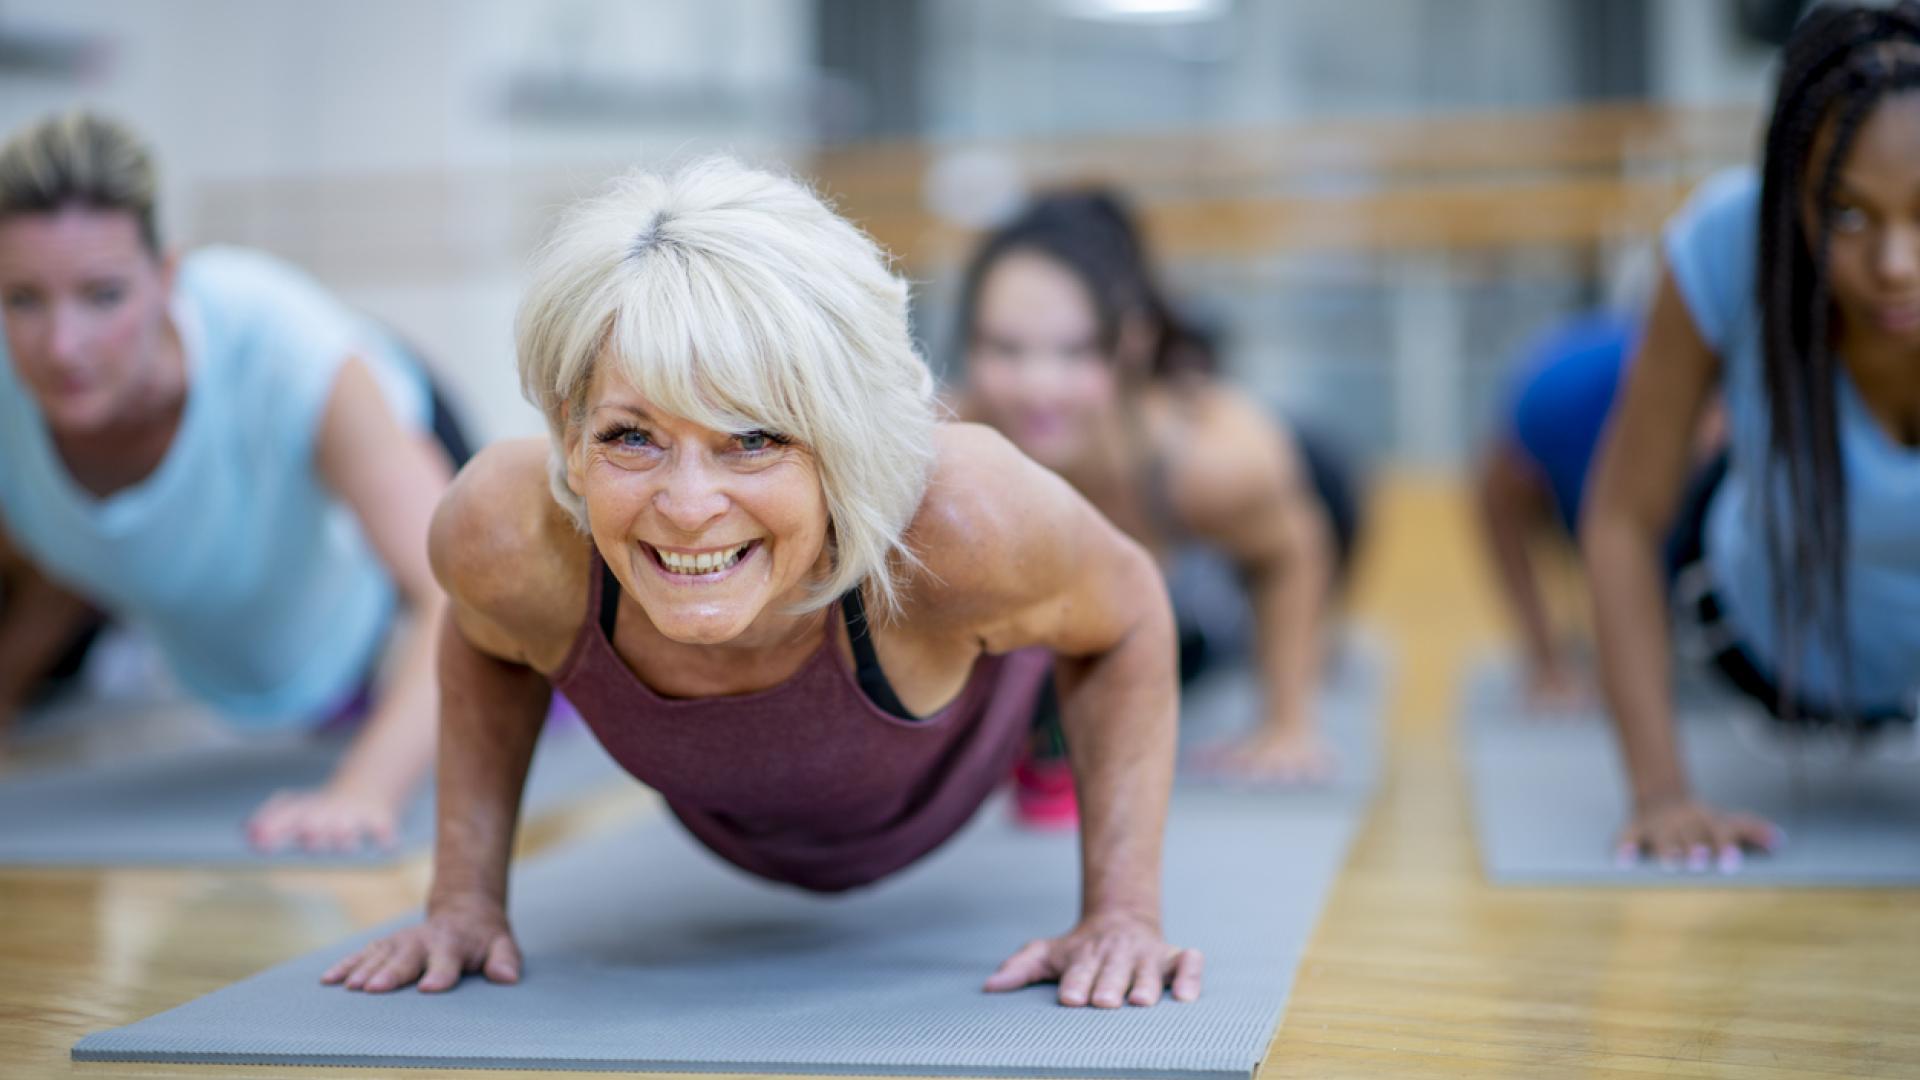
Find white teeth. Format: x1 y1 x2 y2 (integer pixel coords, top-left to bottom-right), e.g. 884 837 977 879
658 543 749 575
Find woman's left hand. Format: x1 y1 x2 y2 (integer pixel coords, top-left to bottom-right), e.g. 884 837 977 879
246 785 403 853
983 911 1204 1007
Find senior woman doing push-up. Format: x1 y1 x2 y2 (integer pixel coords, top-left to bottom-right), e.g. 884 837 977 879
324 159 1202 1009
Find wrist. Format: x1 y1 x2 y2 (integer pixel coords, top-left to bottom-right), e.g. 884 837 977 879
1080 894 1161 929
426 889 506 920
1632 784 1690 814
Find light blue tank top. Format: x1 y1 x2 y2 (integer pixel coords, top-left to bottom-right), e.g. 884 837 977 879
1665 170 1920 713
0 247 431 726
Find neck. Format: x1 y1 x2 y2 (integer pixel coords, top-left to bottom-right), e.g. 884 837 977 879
51 315 189 494
1835 322 1920 443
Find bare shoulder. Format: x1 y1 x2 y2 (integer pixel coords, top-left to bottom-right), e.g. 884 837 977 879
429 438 590 660
1162 382 1303 535
899 424 1075 601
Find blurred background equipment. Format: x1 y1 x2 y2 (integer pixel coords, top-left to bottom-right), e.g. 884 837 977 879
0 0 1790 460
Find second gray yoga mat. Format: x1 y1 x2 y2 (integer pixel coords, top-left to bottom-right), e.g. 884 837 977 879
0 720 626 867
1463 656 1920 885
72 643 1388 1078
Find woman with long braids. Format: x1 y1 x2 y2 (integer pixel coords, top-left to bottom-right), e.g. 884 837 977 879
1585 1 1920 872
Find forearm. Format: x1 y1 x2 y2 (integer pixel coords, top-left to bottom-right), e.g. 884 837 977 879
326 593 448 804
0 570 96 714
425 610 550 913
1056 588 1179 924
1582 513 1687 806
1246 506 1333 735
1478 464 1560 671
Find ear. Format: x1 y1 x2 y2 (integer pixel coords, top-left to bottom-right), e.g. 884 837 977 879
563 422 587 499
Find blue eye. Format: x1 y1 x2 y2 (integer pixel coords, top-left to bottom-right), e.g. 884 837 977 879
595 424 653 450
85 285 125 307
735 430 789 453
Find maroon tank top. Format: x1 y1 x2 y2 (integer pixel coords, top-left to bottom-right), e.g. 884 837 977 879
549 548 1053 893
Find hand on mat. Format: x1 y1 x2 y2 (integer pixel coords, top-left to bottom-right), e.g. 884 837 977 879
246 785 401 853
1522 662 1592 716
1198 725 1336 785
983 912 1203 1008
1614 799 1782 873
321 899 522 993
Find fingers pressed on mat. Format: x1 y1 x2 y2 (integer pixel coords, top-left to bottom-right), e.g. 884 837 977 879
983 940 1049 992
1089 954 1133 1009
483 935 522 984
366 942 427 993
418 945 465 993
1170 948 1205 1002
1056 954 1100 1008
1128 958 1163 1007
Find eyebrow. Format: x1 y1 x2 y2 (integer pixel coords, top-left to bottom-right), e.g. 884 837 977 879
590 402 654 422
1830 177 1920 205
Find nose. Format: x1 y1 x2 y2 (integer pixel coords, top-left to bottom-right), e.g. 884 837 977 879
48 302 86 364
1873 223 1920 287
652 450 731 535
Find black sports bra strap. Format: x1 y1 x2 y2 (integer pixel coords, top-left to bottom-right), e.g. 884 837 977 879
598 555 621 640
841 587 919 721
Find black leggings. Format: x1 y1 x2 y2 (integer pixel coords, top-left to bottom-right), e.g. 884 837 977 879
1666 453 1910 729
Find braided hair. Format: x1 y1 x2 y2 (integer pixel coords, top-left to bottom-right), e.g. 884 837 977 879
1755 0 1920 720
956 188 1216 381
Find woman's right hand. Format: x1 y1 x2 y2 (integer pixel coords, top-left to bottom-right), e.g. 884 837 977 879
1613 798 1781 873
320 896 522 993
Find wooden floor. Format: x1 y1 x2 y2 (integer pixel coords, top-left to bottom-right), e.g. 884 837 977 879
4 473 1916 1079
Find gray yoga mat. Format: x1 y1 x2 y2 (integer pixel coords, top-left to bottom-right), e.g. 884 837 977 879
0 719 626 867
1463 659 1920 885
73 641 1389 1077
74 791 1364 1078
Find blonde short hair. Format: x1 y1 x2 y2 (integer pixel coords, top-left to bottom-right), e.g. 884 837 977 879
517 157 938 618
0 109 159 251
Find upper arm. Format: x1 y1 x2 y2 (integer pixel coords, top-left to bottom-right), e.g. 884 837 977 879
315 357 454 599
425 440 585 669
912 425 1169 660
1583 264 1723 538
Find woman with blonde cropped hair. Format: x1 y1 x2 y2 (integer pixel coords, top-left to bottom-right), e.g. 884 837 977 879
0 110 466 852
323 158 1204 1009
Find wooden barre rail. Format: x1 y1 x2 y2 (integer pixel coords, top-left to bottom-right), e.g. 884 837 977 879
848 173 1704 266
806 102 1760 203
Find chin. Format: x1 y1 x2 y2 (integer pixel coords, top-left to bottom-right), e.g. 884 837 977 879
637 599 762 645
39 393 120 435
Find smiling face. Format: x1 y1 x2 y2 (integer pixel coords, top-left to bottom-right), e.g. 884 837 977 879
1808 90 1920 347
565 363 832 646
966 249 1122 471
0 205 174 434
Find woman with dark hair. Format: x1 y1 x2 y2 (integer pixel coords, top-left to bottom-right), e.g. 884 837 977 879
955 190 1365 790
1585 1 1920 872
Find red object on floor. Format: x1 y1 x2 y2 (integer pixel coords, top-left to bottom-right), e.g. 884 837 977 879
1012 757 1078 830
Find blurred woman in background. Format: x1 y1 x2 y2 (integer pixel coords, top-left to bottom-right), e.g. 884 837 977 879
955 190 1365 787
0 110 466 852
1585 1 1920 872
